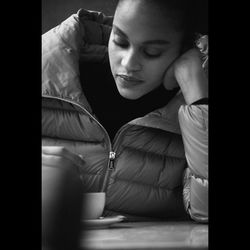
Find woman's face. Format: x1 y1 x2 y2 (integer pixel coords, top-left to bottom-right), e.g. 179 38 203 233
108 0 184 99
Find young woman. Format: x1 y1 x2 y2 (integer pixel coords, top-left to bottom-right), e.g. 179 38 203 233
42 0 208 224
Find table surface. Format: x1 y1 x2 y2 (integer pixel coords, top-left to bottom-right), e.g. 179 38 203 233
80 221 208 250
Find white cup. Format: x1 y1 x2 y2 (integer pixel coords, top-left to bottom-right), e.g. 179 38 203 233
82 192 106 220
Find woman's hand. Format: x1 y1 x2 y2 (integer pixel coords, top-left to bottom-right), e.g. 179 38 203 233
164 46 208 105
173 48 208 104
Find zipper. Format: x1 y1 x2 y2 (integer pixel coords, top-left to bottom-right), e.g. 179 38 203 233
42 95 114 188
100 151 116 191
112 123 131 151
43 95 112 147
108 151 116 169
42 95 131 192
100 123 133 191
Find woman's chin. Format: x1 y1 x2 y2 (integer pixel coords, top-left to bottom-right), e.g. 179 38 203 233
117 88 142 100
119 91 141 100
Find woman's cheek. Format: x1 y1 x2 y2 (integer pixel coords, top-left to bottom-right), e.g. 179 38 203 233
146 59 170 83
108 38 119 56
108 43 117 75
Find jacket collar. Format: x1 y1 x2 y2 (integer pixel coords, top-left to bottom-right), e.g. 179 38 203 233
129 90 185 135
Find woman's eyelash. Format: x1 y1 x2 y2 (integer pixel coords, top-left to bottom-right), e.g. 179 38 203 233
113 39 129 48
112 37 162 58
143 50 161 58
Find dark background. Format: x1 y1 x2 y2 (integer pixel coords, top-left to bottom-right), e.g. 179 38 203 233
42 0 118 34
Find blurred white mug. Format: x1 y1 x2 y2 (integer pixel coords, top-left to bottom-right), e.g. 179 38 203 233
82 192 106 220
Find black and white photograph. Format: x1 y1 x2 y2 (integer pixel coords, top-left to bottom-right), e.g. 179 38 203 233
42 0 208 249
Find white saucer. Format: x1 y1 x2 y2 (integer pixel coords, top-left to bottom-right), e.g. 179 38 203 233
82 215 126 229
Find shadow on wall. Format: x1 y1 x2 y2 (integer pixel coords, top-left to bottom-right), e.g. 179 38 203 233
42 0 118 34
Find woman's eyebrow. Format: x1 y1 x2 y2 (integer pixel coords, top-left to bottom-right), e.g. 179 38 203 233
113 25 128 38
113 25 170 45
143 40 170 45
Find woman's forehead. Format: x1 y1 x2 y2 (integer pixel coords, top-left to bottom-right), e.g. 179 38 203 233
114 0 183 42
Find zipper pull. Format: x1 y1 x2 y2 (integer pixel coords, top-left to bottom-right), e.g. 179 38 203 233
109 151 116 170
109 151 116 160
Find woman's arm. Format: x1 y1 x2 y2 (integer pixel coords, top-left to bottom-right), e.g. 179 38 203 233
174 48 208 222
179 102 208 222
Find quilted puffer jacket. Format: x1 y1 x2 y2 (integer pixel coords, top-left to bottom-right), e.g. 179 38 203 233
42 9 208 222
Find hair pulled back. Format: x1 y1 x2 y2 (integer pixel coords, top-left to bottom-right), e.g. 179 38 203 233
116 0 208 47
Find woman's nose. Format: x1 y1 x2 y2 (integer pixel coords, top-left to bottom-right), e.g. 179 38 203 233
121 49 142 72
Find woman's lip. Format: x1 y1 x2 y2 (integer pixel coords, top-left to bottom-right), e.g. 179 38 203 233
117 74 144 82
117 75 144 86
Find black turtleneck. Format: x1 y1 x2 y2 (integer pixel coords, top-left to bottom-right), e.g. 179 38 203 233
79 61 179 141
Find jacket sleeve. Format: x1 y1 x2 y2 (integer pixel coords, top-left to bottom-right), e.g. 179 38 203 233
178 104 208 223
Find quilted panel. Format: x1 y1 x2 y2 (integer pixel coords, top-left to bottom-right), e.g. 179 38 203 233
42 98 106 143
42 97 110 192
106 125 188 218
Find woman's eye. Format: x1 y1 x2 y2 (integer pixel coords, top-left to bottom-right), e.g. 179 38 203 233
143 48 162 58
113 39 129 48
112 35 129 48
